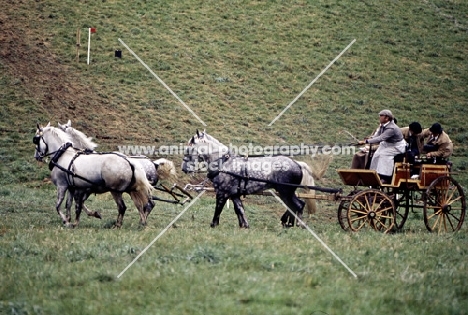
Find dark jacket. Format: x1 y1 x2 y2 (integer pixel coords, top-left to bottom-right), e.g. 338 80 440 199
401 127 424 154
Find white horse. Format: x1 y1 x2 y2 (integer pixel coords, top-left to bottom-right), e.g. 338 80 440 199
57 120 177 220
57 120 176 185
33 123 154 228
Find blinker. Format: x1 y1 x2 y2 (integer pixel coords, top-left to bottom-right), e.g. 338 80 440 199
33 136 40 145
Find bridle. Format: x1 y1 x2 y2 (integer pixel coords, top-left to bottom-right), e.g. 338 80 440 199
33 132 57 160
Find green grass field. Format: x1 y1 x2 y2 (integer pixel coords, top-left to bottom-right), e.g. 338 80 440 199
1 0 468 314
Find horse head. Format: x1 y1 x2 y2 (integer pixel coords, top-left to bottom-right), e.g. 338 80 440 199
182 130 229 174
33 123 72 162
57 119 72 131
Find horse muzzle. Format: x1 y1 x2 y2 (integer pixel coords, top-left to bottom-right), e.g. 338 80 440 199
34 151 44 162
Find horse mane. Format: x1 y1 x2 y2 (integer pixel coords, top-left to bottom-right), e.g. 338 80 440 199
44 126 74 145
66 126 98 151
202 133 223 145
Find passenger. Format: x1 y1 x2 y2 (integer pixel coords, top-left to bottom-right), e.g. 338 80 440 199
421 122 453 160
400 121 424 164
358 109 406 184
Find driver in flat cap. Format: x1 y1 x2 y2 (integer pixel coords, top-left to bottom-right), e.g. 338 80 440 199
358 109 406 183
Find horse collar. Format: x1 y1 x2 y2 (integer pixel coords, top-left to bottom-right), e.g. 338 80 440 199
207 154 230 179
49 142 73 170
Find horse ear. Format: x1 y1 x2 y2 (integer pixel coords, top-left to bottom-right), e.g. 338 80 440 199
36 123 42 131
66 119 71 127
46 122 50 127
189 136 195 145
196 129 200 138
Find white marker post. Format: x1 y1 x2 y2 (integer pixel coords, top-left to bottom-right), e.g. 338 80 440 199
87 27 96 65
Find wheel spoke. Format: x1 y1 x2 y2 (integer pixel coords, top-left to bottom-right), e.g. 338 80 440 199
445 213 455 231
355 199 367 212
442 214 448 233
378 213 394 220
349 207 367 215
376 205 394 214
447 195 463 206
430 213 441 231
427 209 442 220
350 216 367 230
375 217 390 230
371 191 378 210
445 186 457 203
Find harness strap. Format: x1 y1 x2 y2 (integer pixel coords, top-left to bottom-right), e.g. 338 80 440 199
219 170 342 194
238 156 249 197
49 142 73 170
49 149 137 192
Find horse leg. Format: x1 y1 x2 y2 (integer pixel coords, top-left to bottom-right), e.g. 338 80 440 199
68 189 102 221
72 190 87 228
136 199 150 227
64 188 74 223
143 198 155 220
111 191 126 228
55 186 70 225
231 196 249 228
279 190 306 228
80 191 102 219
211 194 228 228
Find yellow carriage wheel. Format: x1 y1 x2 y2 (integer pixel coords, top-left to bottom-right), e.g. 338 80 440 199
337 191 360 231
423 176 466 233
347 189 396 233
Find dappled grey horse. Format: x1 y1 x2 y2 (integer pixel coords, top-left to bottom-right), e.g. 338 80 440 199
182 130 318 228
33 123 154 228
57 120 177 220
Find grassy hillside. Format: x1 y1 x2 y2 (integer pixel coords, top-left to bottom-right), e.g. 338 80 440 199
0 1 468 314
1 0 468 184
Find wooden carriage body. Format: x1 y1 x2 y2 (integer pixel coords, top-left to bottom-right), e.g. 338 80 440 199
335 162 465 233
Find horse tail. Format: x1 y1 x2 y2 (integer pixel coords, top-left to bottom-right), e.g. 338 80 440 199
153 158 177 182
309 155 333 181
128 161 154 209
296 161 317 215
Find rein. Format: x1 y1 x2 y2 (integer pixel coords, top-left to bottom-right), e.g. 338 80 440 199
218 169 342 194
206 155 342 194
187 138 342 194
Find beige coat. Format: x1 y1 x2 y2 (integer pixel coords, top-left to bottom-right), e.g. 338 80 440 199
421 129 453 158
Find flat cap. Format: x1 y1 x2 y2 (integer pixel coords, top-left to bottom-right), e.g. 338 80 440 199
429 123 443 134
379 109 393 119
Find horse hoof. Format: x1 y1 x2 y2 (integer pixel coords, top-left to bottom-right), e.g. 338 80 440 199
94 212 102 219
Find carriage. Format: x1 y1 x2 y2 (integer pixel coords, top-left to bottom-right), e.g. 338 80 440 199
179 130 466 233
335 159 466 233
184 159 466 234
